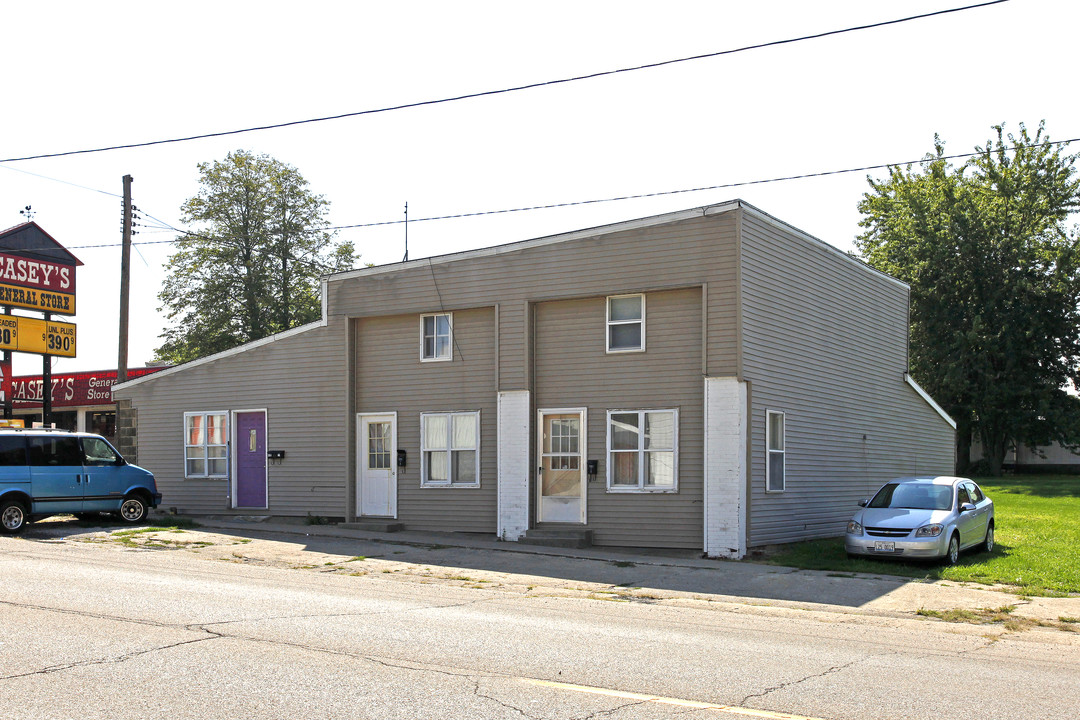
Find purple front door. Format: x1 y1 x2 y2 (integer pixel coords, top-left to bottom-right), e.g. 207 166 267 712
235 411 267 508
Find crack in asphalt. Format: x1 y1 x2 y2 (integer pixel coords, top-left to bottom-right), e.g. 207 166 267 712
0 636 219 681
739 656 865 706
0 594 498 686
472 679 542 720
571 700 651 720
0 598 181 630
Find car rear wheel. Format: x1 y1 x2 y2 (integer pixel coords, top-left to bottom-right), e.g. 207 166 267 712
944 532 960 566
981 522 994 553
119 496 148 524
1 499 28 534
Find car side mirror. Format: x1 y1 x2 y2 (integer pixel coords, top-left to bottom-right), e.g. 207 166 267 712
857 498 868 507
959 502 975 513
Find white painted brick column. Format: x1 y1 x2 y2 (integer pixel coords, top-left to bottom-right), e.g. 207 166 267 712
704 377 748 558
497 390 531 541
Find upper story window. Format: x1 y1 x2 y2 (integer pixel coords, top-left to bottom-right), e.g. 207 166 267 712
421 313 453 361
606 294 645 353
421 411 480 487
185 411 228 478
607 409 677 491
766 410 785 493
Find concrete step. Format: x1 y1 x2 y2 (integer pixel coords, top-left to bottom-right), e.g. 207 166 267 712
339 520 405 533
519 527 593 549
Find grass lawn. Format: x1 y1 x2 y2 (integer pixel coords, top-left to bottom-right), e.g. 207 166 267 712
757 474 1080 597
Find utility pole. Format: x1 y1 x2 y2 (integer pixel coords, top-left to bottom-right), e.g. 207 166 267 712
42 310 51 427
118 175 133 383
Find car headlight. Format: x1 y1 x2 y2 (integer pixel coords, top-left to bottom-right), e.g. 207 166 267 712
846 520 863 535
915 523 944 537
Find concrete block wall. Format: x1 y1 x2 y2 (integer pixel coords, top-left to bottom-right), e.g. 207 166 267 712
115 398 138 466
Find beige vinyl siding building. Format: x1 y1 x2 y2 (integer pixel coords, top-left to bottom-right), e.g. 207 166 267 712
115 316 350 517
738 209 956 546
114 200 955 557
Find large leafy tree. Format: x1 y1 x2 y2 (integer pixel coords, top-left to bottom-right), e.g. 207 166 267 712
857 122 1080 475
156 150 355 363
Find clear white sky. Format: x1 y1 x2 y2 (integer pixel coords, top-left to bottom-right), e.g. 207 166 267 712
1 0 1075 376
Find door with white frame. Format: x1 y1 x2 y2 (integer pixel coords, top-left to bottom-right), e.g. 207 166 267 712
537 409 586 523
357 413 397 518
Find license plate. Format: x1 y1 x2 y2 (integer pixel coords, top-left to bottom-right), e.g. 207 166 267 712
874 541 896 552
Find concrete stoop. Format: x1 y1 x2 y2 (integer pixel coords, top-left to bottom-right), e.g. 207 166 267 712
519 527 594 549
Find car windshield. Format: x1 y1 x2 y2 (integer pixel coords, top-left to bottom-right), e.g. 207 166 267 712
869 483 952 511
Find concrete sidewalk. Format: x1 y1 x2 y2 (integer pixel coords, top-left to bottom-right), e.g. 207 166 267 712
186 514 1080 627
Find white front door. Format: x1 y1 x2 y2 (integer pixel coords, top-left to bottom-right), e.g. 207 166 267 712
537 409 586 523
357 413 397 518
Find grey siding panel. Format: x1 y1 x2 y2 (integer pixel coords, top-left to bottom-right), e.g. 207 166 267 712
534 288 704 549
112 317 349 517
327 214 740 389
355 308 498 532
739 211 955 547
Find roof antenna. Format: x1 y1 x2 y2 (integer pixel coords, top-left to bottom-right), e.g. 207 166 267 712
402 201 409 262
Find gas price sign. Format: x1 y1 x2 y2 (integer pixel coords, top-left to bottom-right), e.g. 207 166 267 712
0 316 76 358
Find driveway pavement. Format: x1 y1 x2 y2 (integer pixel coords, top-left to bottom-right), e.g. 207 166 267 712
15 513 1079 629
98 514 1078 628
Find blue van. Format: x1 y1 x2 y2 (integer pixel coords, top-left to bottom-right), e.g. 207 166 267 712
0 429 161 534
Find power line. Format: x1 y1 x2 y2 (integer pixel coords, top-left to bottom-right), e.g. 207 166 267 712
0 0 1010 165
318 137 1080 231
8 128 1072 256
41 133 1074 254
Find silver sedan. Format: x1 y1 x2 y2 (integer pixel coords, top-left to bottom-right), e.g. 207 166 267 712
844 476 994 564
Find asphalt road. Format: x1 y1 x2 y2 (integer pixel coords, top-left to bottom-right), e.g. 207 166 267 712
1 527 1078 720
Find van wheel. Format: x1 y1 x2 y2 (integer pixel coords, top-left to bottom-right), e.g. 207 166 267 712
119 496 148 524
1 499 28 534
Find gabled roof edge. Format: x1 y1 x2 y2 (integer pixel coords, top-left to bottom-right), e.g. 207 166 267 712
112 317 328 393
905 373 957 429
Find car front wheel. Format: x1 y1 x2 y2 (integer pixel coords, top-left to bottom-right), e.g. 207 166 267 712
944 533 960 566
119 496 148 524
1 499 28 534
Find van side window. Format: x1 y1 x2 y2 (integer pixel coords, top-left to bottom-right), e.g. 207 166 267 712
82 437 119 466
0 436 26 466
27 437 82 466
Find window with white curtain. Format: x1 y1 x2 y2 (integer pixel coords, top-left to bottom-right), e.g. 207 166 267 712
421 411 480 487
184 411 228 478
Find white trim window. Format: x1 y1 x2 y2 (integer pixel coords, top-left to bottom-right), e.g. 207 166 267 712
766 410 785 492
606 294 645 352
607 409 677 491
421 313 453 361
421 411 480 487
184 411 228 478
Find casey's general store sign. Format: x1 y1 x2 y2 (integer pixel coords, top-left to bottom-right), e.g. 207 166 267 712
11 368 163 408
0 250 77 314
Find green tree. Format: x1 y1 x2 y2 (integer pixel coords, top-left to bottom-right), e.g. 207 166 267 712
857 122 1080 475
156 150 355 363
